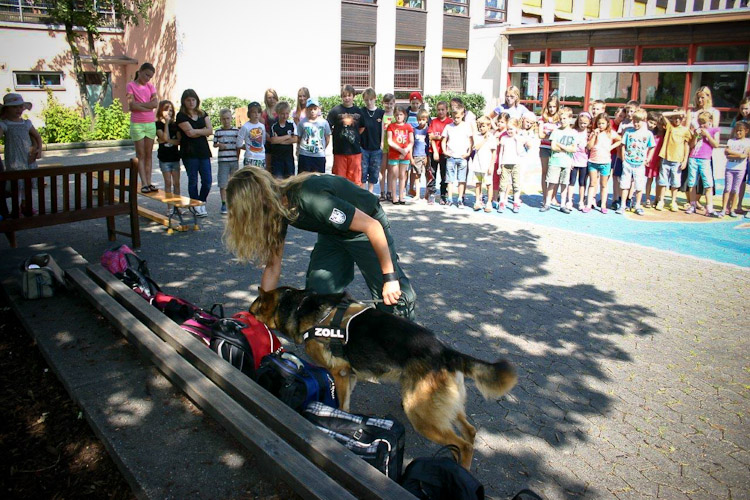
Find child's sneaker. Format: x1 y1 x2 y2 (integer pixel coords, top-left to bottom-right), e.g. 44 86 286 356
669 203 678 212
484 204 492 213
582 206 591 213
685 205 696 214
635 207 645 216
456 200 464 209
655 200 664 211
615 207 624 214
427 194 436 205
497 203 505 213
560 206 571 214
565 201 573 211
644 199 652 208
512 204 520 214
611 200 620 210
577 203 584 211
220 202 228 215
707 210 720 218
717 210 727 218
539 205 550 212
473 203 482 211
745 212 750 219
729 210 738 218
601 207 608 214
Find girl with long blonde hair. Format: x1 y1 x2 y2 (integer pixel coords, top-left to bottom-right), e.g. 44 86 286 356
538 95 561 197
224 168 416 319
682 86 721 210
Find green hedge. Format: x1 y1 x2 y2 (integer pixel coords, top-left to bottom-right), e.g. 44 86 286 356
39 91 131 144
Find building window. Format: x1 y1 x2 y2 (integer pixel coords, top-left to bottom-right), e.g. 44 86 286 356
485 0 506 23
83 72 113 108
511 72 544 112
444 0 468 15
550 49 588 65
0 1 118 28
590 72 634 105
512 50 545 65
13 71 64 90
341 44 374 90
696 44 750 63
691 71 746 126
593 48 635 64
441 58 466 92
394 49 423 96
641 47 688 64
640 72 685 107
397 0 425 9
548 72 587 112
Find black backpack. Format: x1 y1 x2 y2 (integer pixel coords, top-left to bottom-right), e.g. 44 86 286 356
400 446 484 500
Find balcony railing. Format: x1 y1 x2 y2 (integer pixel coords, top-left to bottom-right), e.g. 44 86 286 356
0 1 119 28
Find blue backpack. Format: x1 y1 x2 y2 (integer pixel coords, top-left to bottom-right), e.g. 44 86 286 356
255 352 339 412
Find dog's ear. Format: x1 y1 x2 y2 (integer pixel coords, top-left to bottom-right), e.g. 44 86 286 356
296 293 325 318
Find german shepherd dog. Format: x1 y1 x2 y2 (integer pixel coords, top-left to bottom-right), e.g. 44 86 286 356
250 287 517 469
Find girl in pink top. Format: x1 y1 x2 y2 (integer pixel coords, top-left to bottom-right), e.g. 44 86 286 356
537 96 561 198
126 62 158 193
584 113 621 213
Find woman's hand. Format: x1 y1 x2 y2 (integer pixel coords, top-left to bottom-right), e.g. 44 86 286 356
382 279 402 306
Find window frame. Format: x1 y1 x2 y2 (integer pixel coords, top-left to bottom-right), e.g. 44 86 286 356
639 44 690 65
396 0 426 10
13 71 65 91
694 42 750 65
441 57 467 93
341 43 375 91
394 48 425 97
592 47 636 65
509 49 546 66
484 0 507 24
549 48 589 66
444 0 469 16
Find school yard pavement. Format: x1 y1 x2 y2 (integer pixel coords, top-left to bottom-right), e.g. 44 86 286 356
8 147 749 499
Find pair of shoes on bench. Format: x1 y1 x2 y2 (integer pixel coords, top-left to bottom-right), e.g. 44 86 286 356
140 185 157 194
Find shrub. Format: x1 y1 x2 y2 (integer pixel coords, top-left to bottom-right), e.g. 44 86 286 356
424 92 486 119
202 96 250 129
89 98 130 140
39 91 89 144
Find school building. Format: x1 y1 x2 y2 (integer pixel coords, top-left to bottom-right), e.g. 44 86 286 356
0 0 747 127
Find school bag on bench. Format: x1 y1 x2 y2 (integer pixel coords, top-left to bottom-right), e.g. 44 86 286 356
20 253 66 300
303 401 405 482
255 352 338 412
100 244 160 300
152 291 224 346
210 311 284 378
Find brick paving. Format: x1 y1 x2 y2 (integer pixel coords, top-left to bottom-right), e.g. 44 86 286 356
9 147 749 499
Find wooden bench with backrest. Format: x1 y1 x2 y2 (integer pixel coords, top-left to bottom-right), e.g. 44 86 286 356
0 159 140 248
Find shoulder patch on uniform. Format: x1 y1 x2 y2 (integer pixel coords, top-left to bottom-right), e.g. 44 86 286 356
329 208 347 225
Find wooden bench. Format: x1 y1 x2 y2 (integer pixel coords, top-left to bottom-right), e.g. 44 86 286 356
0 160 140 248
93 170 203 233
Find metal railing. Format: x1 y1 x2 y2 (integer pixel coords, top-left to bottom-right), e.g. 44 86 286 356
0 0 119 28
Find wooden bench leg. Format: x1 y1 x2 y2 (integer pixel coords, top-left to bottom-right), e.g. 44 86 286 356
106 215 116 242
5 231 17 248
130 212 141 248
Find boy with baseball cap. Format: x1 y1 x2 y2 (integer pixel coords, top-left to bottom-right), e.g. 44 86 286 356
298 98 332 173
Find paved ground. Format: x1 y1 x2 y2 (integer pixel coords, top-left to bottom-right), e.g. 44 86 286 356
6 147 750 499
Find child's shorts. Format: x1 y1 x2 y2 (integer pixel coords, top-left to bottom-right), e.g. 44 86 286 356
298 155 326 173
361 149 382 184
243 157 266 168
271 156 295 178
499 164 520 191
410 156 427 176
587 161 611 177
539 147 552 159
658 159 682 188
470 170 492 186
545 163 570 186
445 157 468 184
687 157 713 189
569 166 587 187
388 159 410 167
159 160 180 173
218 160 239 188
612 157 624 177
725 167 746 194
619 161 646 191
130 122 156 141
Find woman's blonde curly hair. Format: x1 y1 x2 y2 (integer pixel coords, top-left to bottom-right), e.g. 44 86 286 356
223 167 315 265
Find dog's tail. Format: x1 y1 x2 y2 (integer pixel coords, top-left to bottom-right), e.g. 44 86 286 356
452 352 517 399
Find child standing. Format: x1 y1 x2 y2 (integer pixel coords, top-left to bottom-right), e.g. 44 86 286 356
492 112 510 206
427 100 452 204
0 93 42 215
175 88 213 217
297 98 332 174
386 107 413 204
359 87 385 193
655 109 691 211
643 112 663 207
540 107 576 213
406 91 423 129
731 97 750 210
563 111 591 211
720 122 750 217
409 109 429 200
155 100 181 209
126 62 158 193
238 102 267 169
538 96 561 197
619 109 655 216
327 84 363 186
497 118 523 213
686 111 720 217
380 94 396 200
584 113 620 213
441 109 473 208
268 101 297 179
214 108 240 215
470 116 497 212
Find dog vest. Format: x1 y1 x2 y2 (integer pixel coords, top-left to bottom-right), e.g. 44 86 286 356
302 298 372 358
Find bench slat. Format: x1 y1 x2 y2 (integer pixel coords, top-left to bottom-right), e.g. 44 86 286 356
50 174 58 214
68 268 356 500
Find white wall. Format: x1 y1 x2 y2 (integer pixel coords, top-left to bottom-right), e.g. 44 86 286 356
466 25 506 114
173 0 341 102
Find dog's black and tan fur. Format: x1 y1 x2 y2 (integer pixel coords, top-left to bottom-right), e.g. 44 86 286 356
250 287 517 469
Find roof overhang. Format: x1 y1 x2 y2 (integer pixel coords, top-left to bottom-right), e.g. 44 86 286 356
80 55 138 65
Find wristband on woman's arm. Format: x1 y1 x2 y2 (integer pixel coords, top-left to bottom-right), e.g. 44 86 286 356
382 272 399 283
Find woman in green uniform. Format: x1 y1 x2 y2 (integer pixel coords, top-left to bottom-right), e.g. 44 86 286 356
224 168 416 319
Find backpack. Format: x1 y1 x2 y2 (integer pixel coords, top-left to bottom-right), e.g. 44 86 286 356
255 352 339 412
303 401 405 482
151 292 224 346
20 254 66 300
400 446 484 500
101 245 160 299
210 311 283 377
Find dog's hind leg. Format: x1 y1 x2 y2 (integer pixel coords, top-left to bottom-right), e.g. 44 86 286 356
456 411 477 444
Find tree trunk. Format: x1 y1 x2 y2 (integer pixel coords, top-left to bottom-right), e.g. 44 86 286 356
64 21 95 122
86 30 110 109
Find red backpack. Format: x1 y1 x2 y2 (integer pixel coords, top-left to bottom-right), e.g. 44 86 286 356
210 311 284 378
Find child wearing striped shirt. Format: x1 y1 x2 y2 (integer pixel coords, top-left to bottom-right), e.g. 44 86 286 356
213 108 240 215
